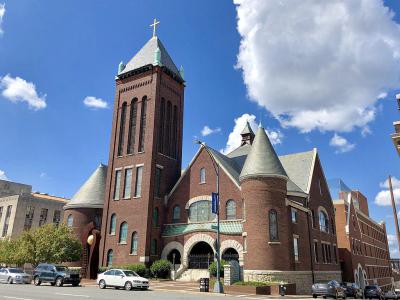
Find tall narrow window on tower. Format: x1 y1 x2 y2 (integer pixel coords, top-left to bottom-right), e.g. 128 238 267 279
154 166 162 198
113 170 121 200
158 98 165 154
123 168 132 199
165 101 172 156
138 96 147 152
117 102 127 156
127 99 138 154
172 105 178 158
134 166 143 197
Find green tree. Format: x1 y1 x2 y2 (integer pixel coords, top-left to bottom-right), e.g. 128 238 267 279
14 224 82 267
0 238 20 265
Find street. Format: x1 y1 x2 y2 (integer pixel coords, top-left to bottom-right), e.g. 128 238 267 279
0 283 313 300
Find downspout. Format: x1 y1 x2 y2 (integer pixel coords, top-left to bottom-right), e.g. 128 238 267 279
306 195 315 284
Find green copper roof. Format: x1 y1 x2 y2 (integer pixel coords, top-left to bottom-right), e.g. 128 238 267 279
162 221 243 237
239 126 288 181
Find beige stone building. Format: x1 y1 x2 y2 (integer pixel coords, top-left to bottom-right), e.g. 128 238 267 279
0 179 68 239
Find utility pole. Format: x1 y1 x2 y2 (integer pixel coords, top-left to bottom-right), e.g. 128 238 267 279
389 175 400 254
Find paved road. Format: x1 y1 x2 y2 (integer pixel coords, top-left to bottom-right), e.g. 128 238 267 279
0 283 314 300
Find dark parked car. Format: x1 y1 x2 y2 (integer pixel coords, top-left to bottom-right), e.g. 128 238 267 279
33 263 80 287
340 282 363 298
364 285 384 300
312 280 347 299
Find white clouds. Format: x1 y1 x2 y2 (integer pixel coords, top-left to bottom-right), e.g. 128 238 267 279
221 113 283 154
201 125 221 137
83 96 108 109
0 169 8 181
234 0 400 133
0 74 47 110
377 92 388 100
329 134 355 153
375 176 400 206
387 234 399 258
0 3 5 35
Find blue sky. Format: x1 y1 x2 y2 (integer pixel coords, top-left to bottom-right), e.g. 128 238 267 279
1 1 400 255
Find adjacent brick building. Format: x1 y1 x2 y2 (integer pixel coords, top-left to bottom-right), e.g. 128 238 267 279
330 179 393 290
95 32 342 293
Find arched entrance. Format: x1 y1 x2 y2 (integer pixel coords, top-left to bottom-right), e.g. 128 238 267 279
167 249 182 270
188 241 214 269
222 247 239 263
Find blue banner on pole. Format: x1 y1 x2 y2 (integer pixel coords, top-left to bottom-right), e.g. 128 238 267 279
212 192 219 214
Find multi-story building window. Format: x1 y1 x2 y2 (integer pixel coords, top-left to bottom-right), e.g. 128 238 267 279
189 200 215 222
200 168 206 183
130 232 138 255
269 209 279 241
39 208 48 226
106 249 113 267
123 168 132 199
127 99 138 155
24 206 35 231
117 102 127 156
53 210 61 226
172 205 180 223
154 167 162 198
119 222 128 244
153 207 159 227
319 210 329 233
67 214 73 227
138 96 147 152
151 239 157 255
113 170 121 200
134 166 143 197
109 214 116 235
291 208 297 223
2 205 12 237
226 200 236 220
293 236 299 262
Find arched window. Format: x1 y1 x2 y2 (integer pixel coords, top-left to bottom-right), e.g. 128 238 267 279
172 105 178 158
189 200 215 222
130 232 138 255
226 200 236 220
200 168 206 183
269 209 279 241
67 214 73 227
119 222 128 243
106 249 113 267
138 96 147 152
158 98 165 154
109 214 116 235
173 205 181 223
127 98 138 154
153 207 159 227
165 101 172 156
117 102 127 156
319 210 329 233
151 239 157 255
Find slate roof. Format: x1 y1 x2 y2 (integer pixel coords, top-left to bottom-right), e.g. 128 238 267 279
119 36 182 80
64 164 108 210
239 127 288 181
162 220 243 237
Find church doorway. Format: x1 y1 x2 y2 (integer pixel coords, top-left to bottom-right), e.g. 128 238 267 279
222 248 239 263
188 241 214 269
167 249 181 270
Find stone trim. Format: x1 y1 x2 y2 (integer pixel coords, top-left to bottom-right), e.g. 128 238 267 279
161 241 184 260
182 233 215 268
220 239 244 266
184 195 212 209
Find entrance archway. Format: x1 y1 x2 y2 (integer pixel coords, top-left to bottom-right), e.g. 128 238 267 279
188 241 214 269
222 247 239 263
167 249 182 269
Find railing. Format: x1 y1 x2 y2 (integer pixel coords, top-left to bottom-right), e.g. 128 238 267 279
188 254 214 269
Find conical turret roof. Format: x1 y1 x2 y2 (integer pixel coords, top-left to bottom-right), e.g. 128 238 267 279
241 121 254 136
64 164 108 210
239 126 287 181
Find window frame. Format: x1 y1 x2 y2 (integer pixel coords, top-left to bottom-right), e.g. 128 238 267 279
199 168 206 184
130 232 138 255
119 222 128 244
269 209 279 242
226 199 236 220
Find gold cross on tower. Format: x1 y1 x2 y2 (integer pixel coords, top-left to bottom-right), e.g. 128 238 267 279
150 18 160 37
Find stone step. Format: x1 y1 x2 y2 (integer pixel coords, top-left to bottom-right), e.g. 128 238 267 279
176 269 210 282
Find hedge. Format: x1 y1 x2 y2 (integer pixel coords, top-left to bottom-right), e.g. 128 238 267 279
150 259 171 279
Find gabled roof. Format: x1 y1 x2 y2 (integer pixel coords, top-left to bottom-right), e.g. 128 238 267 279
239 126 288 181
119 36 182 80
64 164 108 210
241 121 254 136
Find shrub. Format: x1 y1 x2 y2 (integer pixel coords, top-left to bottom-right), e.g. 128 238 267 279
124 263 148 278
208 259 227 278
150 259 171 279
98 266 108 273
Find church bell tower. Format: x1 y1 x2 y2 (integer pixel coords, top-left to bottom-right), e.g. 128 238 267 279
100 21 185 266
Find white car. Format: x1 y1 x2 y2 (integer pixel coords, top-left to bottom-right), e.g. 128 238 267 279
96 269 149 291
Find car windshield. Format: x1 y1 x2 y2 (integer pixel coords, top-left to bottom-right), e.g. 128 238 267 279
8 268 23 273
123 271 139 277
365 286 377 290
55 266 68 272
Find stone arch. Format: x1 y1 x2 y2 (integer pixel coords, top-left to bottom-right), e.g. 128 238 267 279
182 233 215 267
221 240 244 266
161 241 184 261
185 195 212 209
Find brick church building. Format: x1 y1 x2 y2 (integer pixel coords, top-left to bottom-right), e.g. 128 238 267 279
89 32 343 293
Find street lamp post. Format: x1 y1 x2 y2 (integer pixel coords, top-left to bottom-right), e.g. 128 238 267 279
195 140 224 293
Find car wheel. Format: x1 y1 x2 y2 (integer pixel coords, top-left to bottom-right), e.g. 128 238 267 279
313 295 318 299
33 276 41 286
99 279 106 289
7 277 13 284
50 283 55 286
124 281 132 291
55 277 63 287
